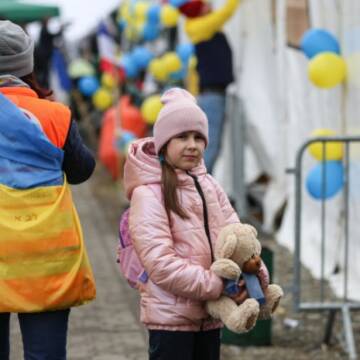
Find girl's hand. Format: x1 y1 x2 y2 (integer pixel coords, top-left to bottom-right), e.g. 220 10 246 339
228 280 248 304
136 282 146 292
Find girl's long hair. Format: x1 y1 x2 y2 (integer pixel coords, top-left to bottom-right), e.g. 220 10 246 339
160 150 189 220
20 72 53 99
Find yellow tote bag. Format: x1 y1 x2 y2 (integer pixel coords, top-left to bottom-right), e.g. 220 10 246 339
0 179 96 312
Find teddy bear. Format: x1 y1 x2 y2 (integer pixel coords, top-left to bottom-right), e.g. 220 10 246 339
206 223 283 333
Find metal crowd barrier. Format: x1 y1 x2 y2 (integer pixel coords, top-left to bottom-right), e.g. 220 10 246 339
288 136 360 360
227 93 247 219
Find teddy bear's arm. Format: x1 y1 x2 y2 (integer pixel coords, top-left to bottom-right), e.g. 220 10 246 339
210 259 241 279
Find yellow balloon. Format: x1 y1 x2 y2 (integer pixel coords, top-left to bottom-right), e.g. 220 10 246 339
120 2 130 21
308 52 347 89
141 95 163 125
149 59 169 82
162 52 182 73
135 18 145 34
188 55 197 70
160 5 179 28
125 26 138 41
308 128 343 161
135 2 150 20
92 88 113 111
101 73 116 89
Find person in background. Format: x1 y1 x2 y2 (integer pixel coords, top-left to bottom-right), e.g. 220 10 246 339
182 0 241 174
34 17 70 88
123 87 241 360
0 20 96 360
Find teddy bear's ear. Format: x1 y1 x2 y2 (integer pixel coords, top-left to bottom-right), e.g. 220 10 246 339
215 234 237 259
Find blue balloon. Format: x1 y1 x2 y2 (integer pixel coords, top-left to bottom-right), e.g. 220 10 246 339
169 0 188 7
120 55 139 78
176 43 194 63
118 19 127 32
147 4 161 24
300 29 340 59
142 23 160 41
170 68 187 81
116 131 136 151
78 76 99 96
132 47 154 69
306 161 344 200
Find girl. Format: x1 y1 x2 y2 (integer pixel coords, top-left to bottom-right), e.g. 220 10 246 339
123 87 241 360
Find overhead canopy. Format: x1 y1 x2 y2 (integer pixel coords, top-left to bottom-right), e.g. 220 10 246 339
0 1 60 23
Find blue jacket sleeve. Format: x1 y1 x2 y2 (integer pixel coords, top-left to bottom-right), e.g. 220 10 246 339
62 120 96 184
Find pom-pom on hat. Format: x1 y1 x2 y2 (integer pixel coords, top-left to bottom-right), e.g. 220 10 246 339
0 20 34 77
153 87 208 154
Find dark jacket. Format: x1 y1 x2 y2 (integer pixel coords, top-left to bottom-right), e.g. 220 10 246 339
195 32 234 91
63 119 96 184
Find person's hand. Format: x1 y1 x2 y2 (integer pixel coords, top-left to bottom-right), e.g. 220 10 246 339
45 93 55 101
228 280 248 304
62 21 72 29
136 282 146 292
60 21 72 32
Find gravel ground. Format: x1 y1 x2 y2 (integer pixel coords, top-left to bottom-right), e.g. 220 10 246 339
91 165 360 360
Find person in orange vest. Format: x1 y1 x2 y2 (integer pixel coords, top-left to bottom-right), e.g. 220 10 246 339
0 20 96 360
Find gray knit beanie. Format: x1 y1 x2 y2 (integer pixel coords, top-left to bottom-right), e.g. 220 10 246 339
0 20 34 77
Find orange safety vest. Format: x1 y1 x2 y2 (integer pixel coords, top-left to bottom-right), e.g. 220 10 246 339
0 88 96 312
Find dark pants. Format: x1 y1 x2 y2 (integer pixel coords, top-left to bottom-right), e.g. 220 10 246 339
148 328 221 360
0 309 70 360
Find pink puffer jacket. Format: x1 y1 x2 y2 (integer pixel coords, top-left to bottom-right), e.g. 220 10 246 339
124 138 240 331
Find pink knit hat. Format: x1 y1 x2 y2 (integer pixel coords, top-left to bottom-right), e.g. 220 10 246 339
153 87 208 154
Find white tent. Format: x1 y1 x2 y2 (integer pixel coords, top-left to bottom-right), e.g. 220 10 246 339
207 0 360 300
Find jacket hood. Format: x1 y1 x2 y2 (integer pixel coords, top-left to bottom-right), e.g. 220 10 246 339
123 137 207 200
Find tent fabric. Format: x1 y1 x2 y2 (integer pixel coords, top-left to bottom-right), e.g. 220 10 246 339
207 0 360 300
0 1 60 23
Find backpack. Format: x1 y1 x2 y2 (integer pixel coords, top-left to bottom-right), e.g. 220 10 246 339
117 208 148 288
116 185 161 288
